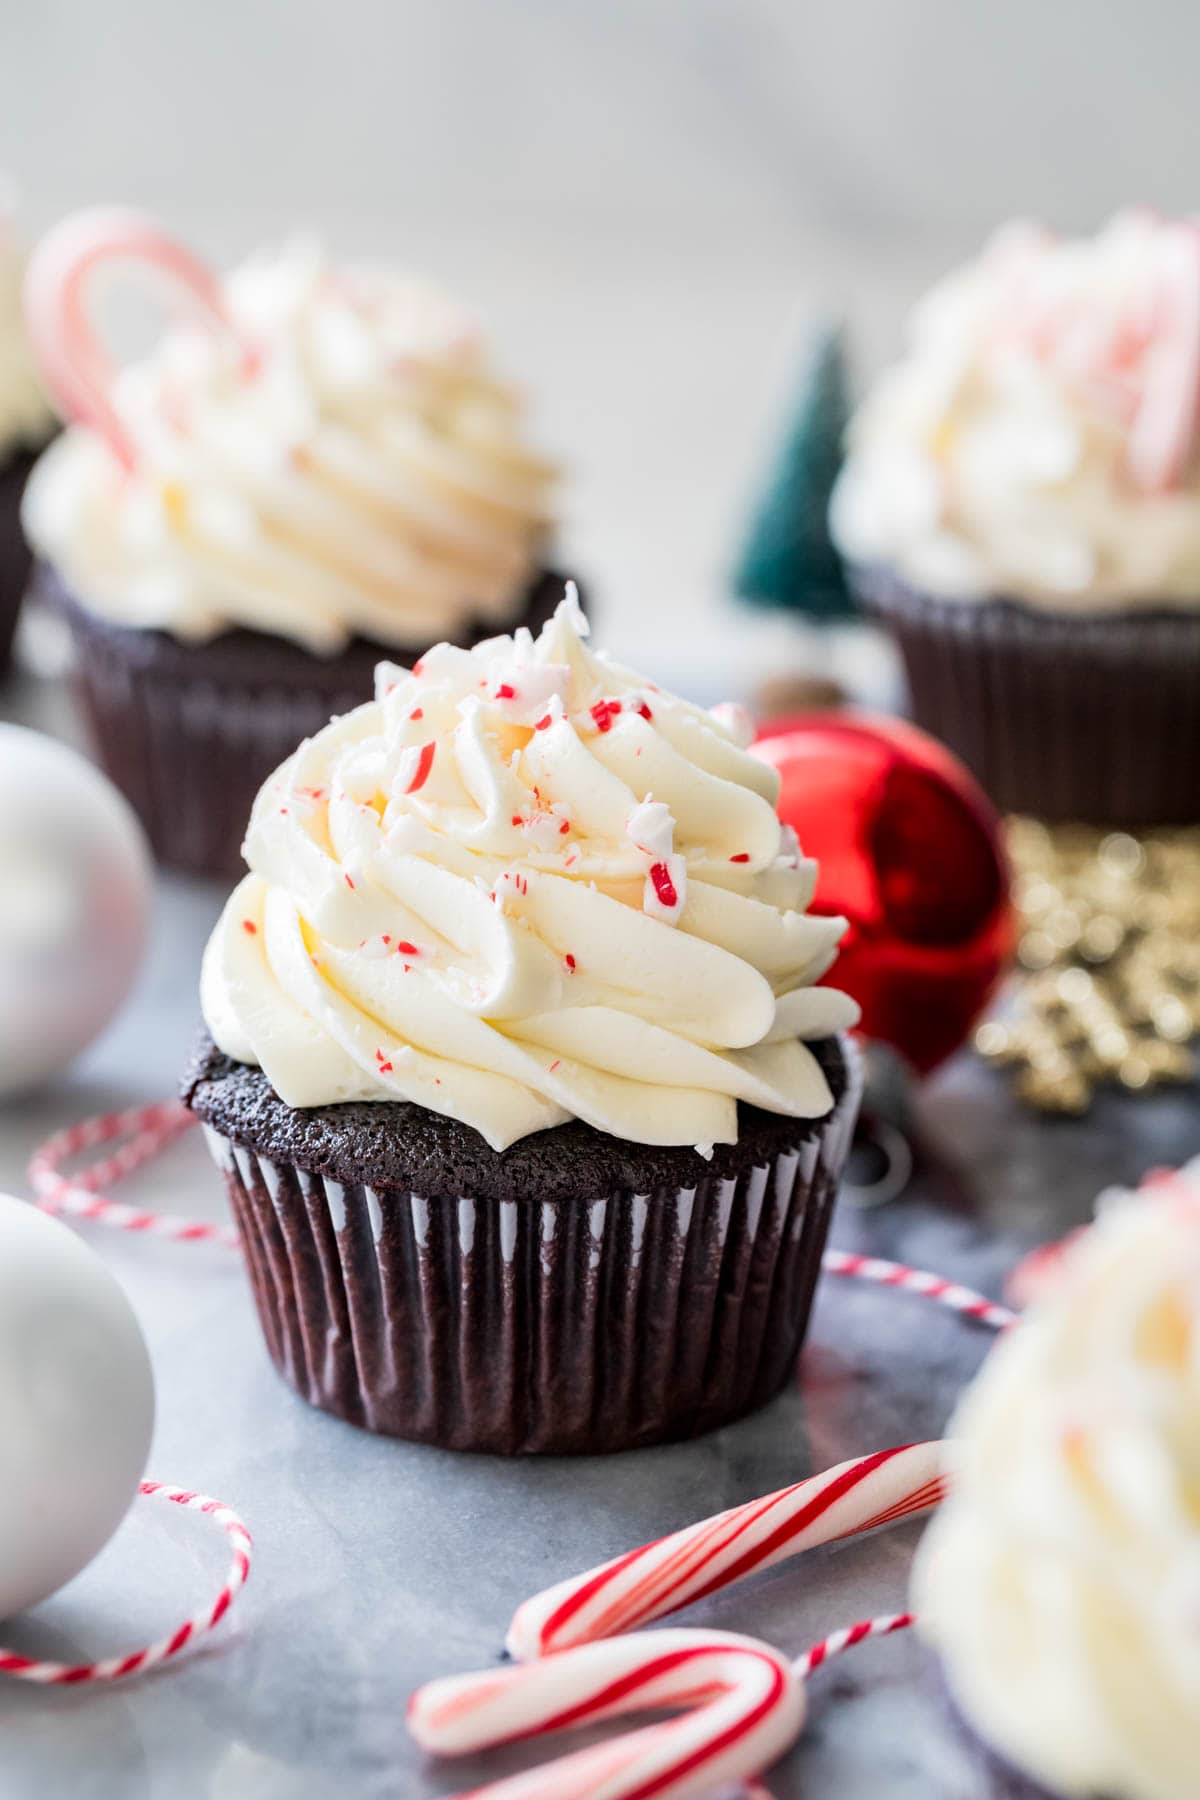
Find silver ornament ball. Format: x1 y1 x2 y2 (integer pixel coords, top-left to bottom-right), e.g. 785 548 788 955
0 1195 155 1621
0 724 151 1096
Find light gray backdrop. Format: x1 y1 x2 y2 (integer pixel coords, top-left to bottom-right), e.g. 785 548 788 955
3 0 1195 687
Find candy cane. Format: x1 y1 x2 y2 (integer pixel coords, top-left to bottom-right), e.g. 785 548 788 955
507 1441 943 1660
24 206 248 469
0 1481 252 1684
27 1100 236 1247
409 1627 806 1800
411 1614 917 1800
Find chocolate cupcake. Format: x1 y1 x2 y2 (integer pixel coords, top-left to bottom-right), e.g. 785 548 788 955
0 214 55 674
22 210 566 876
831 213 1200 827
914 1162 1200 1798
184 593 862 1453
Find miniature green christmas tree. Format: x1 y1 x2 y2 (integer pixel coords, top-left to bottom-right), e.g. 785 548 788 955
732 321 856 622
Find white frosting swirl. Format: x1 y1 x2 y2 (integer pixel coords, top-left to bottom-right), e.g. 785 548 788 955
915 1164 1200 1800
0 220 52 458
201 595 859 1152
832 213 1200 608
23 239 557 651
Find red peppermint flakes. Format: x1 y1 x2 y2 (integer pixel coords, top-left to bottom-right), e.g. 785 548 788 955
242 919 257 935
412 658 425 677
564 953 577 973
395 941 420 957
590 699 622 733
511 814 523 828
650 862 679 909
410 705 424 721
534 714 553 732
375 1049 394 1074
729 852 751 863
494 683 517 700
635 700 653 721
344 873 356 890
549 1060 560 1073
403 742 436 794
559 818 570 834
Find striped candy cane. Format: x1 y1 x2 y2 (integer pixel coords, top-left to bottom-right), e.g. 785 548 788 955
507 1441 943 1660
410 1627 806 1800
28 1100 237 1248
411 1614 917 1800
24 206 251 470
0 1481 252 1684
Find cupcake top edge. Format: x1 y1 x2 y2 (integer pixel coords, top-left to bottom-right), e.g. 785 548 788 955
914 1159 1200 1800
21 214 559 654
831 211 1200 611
200 593 860 1154
0 210 54 459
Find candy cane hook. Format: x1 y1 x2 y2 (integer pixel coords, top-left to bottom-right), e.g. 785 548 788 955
24 206 247 469
410 1627 805 1800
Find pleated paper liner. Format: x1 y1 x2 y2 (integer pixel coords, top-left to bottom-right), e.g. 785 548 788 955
193 1037 861 1456
855 563 1200 828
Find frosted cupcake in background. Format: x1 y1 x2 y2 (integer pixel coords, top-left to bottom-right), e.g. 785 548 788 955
832 212 1200 826
22 209 564 875
0 197 55 674
184 593 861 1454
915 1162 1200 1798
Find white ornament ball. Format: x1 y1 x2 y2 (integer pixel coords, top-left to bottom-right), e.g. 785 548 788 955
0 1195 155 1620
0 725 151 1096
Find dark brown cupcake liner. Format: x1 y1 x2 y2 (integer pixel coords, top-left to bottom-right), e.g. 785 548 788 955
0 446 42 675
854 563 1200 827
40 564 576 879
197 1039 861 1455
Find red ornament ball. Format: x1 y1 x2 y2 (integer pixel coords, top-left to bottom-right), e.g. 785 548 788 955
754 712 1013 1073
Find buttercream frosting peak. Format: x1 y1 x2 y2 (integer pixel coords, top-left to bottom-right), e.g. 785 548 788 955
201 600 859 1150
832 212 1200 608
24 234 557 649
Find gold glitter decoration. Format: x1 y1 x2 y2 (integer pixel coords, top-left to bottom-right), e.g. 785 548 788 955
975 818 1200 1113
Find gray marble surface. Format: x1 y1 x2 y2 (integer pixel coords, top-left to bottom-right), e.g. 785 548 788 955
2 666 1199 1800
